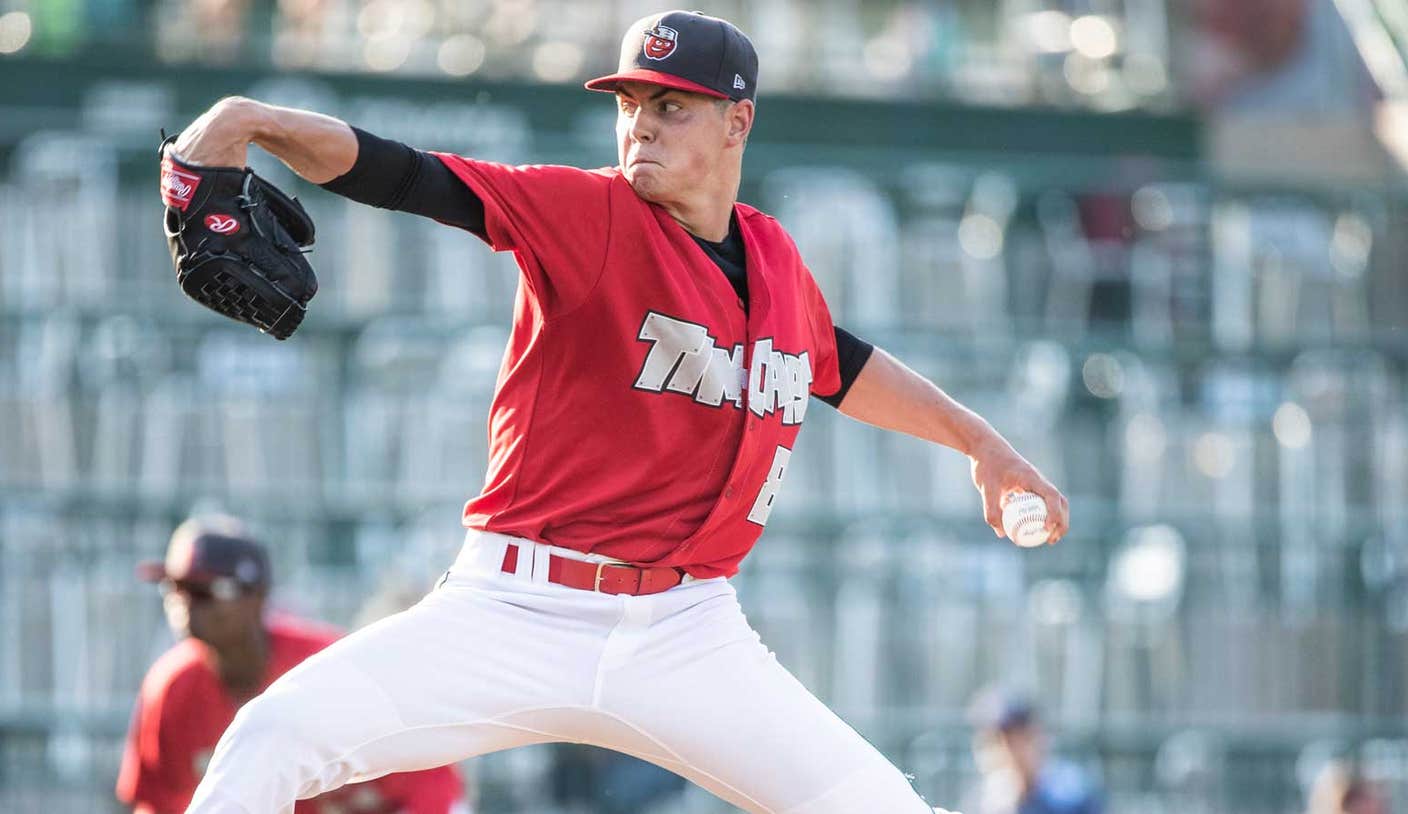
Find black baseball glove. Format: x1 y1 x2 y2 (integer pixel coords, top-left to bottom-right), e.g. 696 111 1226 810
159 133 318 340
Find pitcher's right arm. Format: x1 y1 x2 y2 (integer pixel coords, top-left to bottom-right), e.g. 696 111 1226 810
171 97 357 184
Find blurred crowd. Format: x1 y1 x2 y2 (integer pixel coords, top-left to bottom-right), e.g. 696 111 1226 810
1 0 1392 115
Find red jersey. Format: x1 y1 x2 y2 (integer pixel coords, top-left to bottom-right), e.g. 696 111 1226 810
117 616 465 814
434 157 841 578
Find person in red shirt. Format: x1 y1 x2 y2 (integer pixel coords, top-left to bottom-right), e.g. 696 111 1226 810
117 516 469 814
165 10 1070 814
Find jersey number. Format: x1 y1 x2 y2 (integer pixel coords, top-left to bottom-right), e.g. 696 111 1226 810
747 446 792 526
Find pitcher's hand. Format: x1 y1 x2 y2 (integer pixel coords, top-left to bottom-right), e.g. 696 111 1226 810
969 436 1069 544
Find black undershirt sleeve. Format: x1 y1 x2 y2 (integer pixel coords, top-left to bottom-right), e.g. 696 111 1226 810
320 126 876 408
319 126 487 238
818 327 875 408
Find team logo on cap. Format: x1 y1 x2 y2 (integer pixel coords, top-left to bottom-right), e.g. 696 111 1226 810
643 25 678 60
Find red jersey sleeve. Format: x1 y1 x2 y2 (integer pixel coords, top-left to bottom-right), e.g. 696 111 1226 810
115 682 198 814
429 155 615 317
800 264 842 399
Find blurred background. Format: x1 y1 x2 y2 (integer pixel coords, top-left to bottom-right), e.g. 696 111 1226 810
2 0 1407 812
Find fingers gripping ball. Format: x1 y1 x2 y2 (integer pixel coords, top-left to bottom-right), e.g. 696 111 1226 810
1001 492 1050 547
159 134 318 340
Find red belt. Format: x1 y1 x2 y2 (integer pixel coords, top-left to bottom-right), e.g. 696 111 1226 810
500 544 685 596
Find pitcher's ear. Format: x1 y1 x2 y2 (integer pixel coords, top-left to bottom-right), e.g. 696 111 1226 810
728 99 755 146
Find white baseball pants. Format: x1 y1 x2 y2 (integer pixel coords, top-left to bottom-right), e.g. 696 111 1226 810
186 530 941 813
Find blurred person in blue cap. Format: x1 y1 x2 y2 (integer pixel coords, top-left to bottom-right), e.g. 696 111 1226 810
964 689 1102 814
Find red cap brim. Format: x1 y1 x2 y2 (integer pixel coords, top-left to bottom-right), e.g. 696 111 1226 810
584 69 729 100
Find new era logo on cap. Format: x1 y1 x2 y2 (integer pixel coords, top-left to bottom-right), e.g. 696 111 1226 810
585 10 759 102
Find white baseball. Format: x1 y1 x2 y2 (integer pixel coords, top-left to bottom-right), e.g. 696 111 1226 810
1002 492 1050 547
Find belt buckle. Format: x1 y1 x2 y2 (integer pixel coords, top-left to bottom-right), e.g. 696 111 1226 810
593 561 609 592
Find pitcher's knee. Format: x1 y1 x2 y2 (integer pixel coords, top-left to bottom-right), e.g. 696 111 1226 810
191 689 334 814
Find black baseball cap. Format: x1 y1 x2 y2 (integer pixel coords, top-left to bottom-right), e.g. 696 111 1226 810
585 10 758 102
137 515 272 594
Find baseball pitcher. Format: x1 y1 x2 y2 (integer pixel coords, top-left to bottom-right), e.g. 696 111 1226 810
166 10 1069 813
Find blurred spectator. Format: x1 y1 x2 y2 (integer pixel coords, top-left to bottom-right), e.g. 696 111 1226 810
193 0 254 60
1306 758 1389 814
548 744 686 814
964 689 1102 814
1183 0 1378 114
116 515 470 814
1191 0 1309 76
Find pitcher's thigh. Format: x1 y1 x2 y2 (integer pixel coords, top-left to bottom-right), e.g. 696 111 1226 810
193 584 599 810
605 633 933 814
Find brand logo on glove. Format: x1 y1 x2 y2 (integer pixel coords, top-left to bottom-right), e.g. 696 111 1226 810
643 25 678 60
160 158 202 211
204 214 241 234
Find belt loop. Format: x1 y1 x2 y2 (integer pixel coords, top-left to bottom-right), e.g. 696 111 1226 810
508 542 532 582
532 543 552 584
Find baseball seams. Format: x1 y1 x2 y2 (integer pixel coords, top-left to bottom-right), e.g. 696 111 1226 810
1002 492 1050 547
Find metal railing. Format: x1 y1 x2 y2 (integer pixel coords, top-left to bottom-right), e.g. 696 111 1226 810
1 61 1407 814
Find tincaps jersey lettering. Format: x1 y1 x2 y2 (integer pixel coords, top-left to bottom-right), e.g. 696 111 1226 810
632 311 813 426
